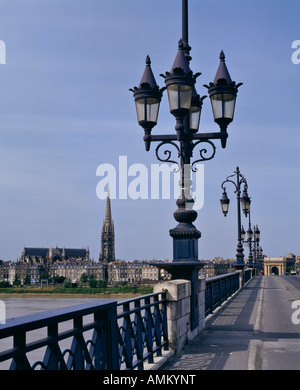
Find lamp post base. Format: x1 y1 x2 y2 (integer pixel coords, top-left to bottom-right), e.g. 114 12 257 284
234 263 245 271
153 261 205 330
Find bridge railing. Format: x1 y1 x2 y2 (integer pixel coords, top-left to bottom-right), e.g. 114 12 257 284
0 291 168 370
244 268 256 284
0 269 257 370
205 272 240 317
117 292 168 369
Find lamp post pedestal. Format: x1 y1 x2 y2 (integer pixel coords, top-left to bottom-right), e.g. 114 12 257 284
236 241 245 267
234 263 245 271
169 188 201 262
153 189 205 330
154 261 205 331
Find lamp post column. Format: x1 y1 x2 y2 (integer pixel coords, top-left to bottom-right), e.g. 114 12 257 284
236 167 244 266
247 212 254 267
131 0 242 331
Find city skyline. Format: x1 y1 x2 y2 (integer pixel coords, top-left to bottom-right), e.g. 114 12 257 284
0 0 299 262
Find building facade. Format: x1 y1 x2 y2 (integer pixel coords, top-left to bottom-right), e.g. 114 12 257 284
20 246 90 266
50 260 106 283
263 254 296 275
263 257 286 275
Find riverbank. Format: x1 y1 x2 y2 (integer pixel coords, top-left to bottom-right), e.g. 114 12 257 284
0 285 153 298
0 292 148 298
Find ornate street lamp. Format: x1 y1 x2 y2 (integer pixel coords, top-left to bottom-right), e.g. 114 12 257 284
241 195 262 269
163 44 194 119
131 55 164 151
247 226 253 241
242 220 254 267
240 186 251 217
204 50 242 148
253 225 262 268
130 0 242 330
189 88 205 133
254 225 260 240
243 222 263 270
220 167 250 268
241 225 246 241
220 189 230 217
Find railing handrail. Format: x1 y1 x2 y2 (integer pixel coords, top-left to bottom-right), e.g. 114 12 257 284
205 271 240 283
0 299 116 339
205 271 241 317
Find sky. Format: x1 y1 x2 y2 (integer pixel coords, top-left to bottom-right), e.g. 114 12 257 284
0 0 299 262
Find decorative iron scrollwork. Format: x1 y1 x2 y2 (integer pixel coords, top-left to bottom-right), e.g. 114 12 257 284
191 140 216 171
221 168 248 194
155 141 180 171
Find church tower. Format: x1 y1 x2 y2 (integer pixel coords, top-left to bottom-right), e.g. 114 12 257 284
99 192 115 263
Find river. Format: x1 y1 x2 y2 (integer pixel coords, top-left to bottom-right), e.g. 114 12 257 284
2 295 117 319
0 295 129 370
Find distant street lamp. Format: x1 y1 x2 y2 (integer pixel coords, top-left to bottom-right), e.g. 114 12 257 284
220 167 250 268
241 207 257 267
130 0 242 329
244 224 263 271
253 225 262 267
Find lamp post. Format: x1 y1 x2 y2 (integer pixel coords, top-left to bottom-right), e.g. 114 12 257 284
220 167 250 269
258 246 264 271
253 225 261 268
130 0 242 330
241 209 255 268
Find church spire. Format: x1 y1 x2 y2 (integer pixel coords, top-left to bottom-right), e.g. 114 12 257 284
105 188 112 223
99 190 115 264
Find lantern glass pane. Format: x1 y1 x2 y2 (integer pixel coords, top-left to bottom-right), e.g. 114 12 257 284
135 97 160 125
167 84 193 112
222 202 229 214
146 98 160 123
135 98 145 123
223 93 236 119
241 229 245 241
210 93 223 120
241 198 250 215
167 84 179 111
220 199 229 215
248 229 253 240
180 84 193 110
189 106 201 131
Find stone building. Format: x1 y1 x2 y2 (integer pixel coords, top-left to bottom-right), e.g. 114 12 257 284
263 257 286 275
263 254 296 275
20 246 90 266
105 260 163 285
0 261 40 285
49 260 106 283
14 246 91 281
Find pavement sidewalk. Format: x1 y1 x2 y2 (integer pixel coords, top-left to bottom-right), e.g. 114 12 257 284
161 276 264 370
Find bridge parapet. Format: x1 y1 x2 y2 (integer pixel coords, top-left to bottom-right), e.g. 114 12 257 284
0 269 257 370
154 278 206 353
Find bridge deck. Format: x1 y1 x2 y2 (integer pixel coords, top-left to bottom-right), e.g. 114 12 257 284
161 275 300 370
